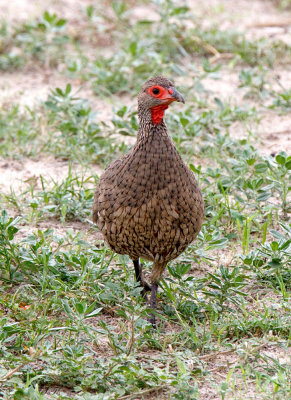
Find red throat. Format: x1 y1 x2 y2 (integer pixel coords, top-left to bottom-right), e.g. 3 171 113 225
151 104 169 124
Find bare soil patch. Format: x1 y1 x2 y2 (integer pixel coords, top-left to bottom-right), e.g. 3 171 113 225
194 0 291 43
0 157 102 194
1 0 91 24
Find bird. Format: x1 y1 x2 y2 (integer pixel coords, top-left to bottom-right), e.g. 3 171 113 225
93 76 204 326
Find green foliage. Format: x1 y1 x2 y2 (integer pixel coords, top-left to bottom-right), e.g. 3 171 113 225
0 105 39 157
271 89 291 109
242 222 291 291
0 12 69 70
239 67 271 99
0 210 22 280
22 171 97 223
0 85 124 163
43 84 118 163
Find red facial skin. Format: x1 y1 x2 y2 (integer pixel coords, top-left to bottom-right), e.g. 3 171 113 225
147 85 176 124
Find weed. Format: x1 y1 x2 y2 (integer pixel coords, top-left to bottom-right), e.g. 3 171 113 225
23 171 97 223
202 265 248 312
242 222 291 291
239 67 272 99
0 210 22 280
43 84 118 164
0 105 39 158
271 89 291 110
0 12 69 70
0 85 124 164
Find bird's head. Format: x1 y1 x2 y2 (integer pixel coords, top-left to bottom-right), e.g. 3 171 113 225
138 76 185 125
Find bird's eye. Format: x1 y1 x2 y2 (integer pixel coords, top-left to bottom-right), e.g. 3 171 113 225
152 87 160 95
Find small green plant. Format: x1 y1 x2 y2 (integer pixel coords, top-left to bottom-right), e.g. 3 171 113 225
23 171 97 223
43 84 119 163
239 67 271 99
0 210 22 280
271 89 291 109
111 105 138 136
202 265 248 311
242 222 291 291
0 12 70 70
0 105 39 157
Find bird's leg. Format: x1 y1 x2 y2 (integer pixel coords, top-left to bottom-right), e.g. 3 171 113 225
149 281 159 328
133 259 142 282
133 259 151 297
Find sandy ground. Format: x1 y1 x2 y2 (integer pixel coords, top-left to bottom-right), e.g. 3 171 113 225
195 0 291 43
0 0 92 23
0 156 103 194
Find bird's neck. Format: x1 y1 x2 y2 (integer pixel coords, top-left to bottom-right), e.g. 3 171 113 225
137 107 169 141
137 118 169 142
150 104 169 124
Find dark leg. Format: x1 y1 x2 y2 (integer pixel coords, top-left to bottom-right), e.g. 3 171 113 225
149 281 159 328
133 259 151 291
133 259 141 282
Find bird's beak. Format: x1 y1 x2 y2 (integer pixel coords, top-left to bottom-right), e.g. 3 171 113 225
169 87 185 103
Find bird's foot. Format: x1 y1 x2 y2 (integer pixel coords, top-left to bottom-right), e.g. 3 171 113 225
141 278 151 292
140 263 151 292
133 260 151 299
147 281 159 328
141 280 151 300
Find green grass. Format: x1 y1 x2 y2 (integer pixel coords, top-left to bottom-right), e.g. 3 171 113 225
0 85 126 163
2 170 97 224
0 0 290 399
0 12 70 70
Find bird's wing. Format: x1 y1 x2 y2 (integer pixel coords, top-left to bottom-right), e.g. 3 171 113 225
92 157 126 224
92 185 100 224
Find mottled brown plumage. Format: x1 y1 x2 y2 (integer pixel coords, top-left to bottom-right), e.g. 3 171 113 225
93 76 204 325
